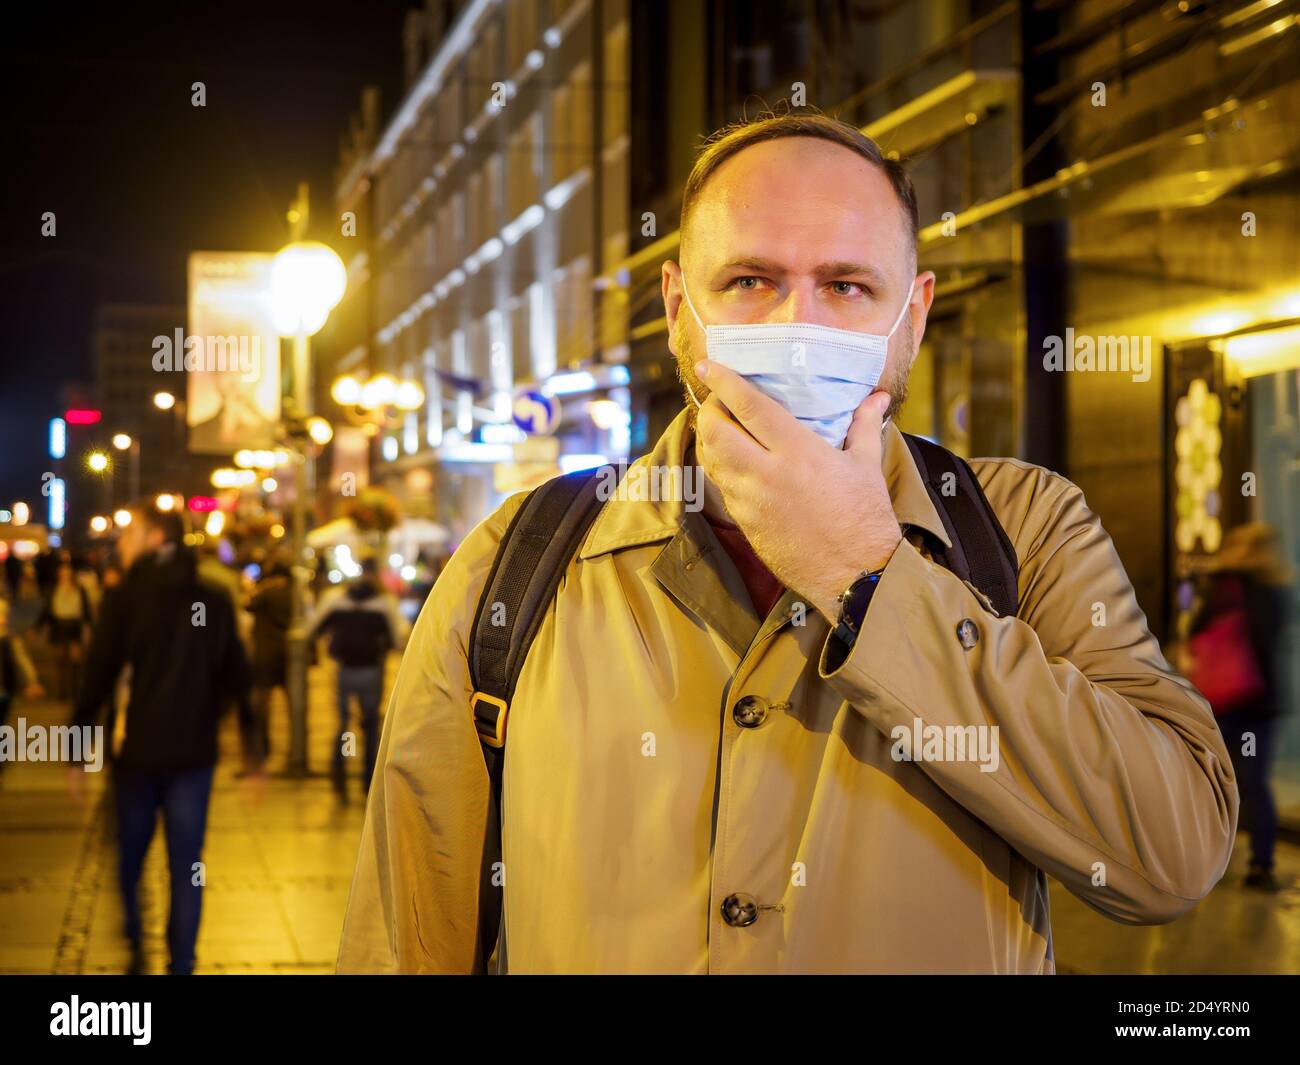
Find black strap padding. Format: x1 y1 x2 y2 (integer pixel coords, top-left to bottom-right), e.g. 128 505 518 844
902 434 1020 618
468 463 625 973
470 464 624 705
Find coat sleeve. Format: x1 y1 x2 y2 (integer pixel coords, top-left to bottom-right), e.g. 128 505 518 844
818 464 1239 925
336 492 528 973
70 586 127 733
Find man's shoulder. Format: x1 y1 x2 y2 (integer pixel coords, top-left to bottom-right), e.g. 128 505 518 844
965 454 1092 560
459 490 532 562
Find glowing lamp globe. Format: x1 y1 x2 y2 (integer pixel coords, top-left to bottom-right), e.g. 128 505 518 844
269 241 347 337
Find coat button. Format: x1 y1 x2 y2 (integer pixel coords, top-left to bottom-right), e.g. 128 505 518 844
732 695 768 728
720 893 760 927
956 618 979 649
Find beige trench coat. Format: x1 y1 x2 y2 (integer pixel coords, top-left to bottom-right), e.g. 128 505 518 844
337 409 1238 974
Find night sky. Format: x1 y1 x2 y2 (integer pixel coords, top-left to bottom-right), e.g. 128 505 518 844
0 1 414 506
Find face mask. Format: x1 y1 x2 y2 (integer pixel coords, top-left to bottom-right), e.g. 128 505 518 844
681 275 914 447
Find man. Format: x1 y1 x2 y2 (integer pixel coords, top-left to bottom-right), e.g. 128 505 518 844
310 556 408 799
70 500 259 975
338 112 1238 974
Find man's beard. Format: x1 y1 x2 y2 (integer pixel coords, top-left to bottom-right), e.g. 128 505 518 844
672 316 913 435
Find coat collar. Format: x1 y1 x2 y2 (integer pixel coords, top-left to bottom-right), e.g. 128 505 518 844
577 406 953 560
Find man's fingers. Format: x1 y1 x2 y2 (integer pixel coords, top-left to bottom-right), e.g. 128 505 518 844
696 392 767 473
695 360 794 450
844 390 891 454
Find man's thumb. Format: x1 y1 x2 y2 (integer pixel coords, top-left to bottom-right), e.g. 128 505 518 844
844 391 891 453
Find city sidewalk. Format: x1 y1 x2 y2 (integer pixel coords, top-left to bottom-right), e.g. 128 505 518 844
0 657 384 975
2 652 1298 974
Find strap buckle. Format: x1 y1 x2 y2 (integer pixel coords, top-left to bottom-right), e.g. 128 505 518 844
471 691 509 748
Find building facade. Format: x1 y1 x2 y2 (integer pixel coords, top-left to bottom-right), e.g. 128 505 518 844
92 304 211 515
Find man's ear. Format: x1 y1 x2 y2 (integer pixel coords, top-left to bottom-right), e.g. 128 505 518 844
662 261 683 356
907 270 937 357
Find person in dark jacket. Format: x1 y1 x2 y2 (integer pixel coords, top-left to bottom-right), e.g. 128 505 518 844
70 499 260 975
310 556 408 799
1189 521 1293 891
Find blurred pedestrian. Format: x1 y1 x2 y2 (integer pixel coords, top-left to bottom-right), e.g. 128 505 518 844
69 499 260 975
244 552 293 770
33 548 59 598
37 557 93 700
3 550 21 602
310 556 408 799
1188 522 1293 891
0 598 45 784
100 560 125 592
74 556 103 617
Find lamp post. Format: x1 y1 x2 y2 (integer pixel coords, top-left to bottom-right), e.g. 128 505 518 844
112 432 140 504
269 184 347 775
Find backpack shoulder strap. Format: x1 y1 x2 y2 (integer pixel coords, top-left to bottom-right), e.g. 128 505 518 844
467 462 624 973
901 433 1020 617
468 463 623 742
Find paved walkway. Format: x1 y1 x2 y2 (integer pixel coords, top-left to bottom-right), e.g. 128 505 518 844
0 658 379 975
1 651 1298 974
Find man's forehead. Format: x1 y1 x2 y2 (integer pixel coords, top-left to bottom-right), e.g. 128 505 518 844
683 138 908 270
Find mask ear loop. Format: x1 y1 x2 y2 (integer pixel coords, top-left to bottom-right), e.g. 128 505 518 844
885 279 916 339
880 280 916 431
679 274 706 410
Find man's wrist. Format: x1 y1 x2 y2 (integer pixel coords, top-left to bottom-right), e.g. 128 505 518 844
811 535 902 622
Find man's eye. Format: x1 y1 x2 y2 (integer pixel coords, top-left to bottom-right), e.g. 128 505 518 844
831 281 866 296
730 276 762 290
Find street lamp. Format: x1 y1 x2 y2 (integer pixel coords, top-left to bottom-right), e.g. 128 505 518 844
270 233 347 776
331 372 425 428
153 391 175 411
306 416 334 446
269 242 346 337
86 451 109 473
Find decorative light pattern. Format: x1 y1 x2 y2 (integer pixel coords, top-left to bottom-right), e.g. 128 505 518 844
1173 378 1223 553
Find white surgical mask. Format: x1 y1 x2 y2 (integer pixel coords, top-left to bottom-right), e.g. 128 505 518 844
681 275 914 447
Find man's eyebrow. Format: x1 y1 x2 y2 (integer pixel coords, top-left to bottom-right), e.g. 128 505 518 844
717 256 787 274
814 261 889 287
715 257 889 288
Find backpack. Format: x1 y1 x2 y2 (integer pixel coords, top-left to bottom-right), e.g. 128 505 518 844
466 433 1019 972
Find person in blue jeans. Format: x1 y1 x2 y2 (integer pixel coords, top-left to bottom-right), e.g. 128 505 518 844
311 557 408 800
71 500 258 974
113 765 215 975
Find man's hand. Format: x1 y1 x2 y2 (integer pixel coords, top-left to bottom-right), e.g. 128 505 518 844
693 360 902 624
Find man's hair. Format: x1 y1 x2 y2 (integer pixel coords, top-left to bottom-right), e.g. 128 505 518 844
129 499 188 544
680 110 919 252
